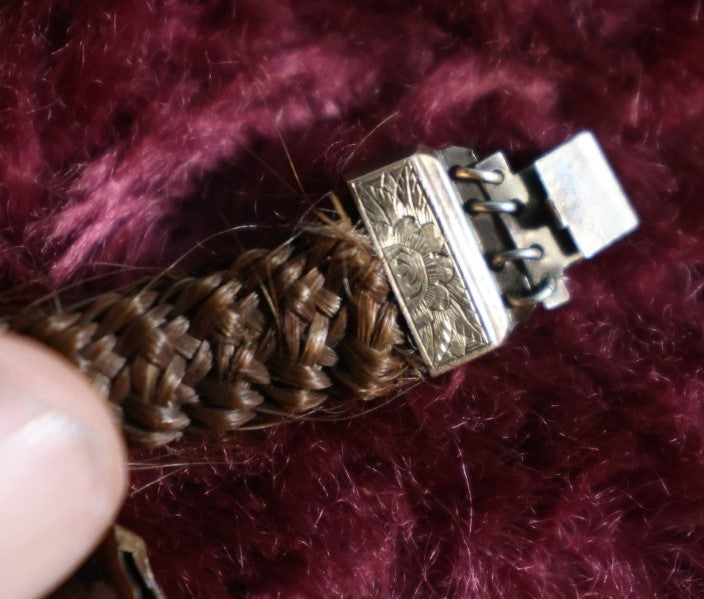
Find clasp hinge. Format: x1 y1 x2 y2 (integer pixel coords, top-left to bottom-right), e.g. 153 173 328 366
440 131 639 310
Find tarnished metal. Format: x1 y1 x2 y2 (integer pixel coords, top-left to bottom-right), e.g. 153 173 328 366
107 525 165 599
348 131 638 374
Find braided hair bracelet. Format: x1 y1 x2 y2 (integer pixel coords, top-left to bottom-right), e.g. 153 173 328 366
3 131 638 595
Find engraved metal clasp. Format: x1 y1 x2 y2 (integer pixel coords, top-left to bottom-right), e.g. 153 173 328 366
347 132 638 375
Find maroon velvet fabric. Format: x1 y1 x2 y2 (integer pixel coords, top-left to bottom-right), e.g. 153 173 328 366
2 1 704 597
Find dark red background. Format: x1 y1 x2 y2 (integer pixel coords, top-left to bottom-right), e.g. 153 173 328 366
2 1 704 597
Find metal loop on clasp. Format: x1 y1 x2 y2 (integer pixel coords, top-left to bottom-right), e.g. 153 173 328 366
451 164 526 216
451 166 504 186
504 275 558 307
493 246 555 307
491 245 544 270
468 199 522 215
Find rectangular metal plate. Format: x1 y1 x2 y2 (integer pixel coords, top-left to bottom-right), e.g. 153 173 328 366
534 131 639 258
348 151 510 375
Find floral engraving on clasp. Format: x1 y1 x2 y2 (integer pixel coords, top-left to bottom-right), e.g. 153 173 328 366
351 161 488 372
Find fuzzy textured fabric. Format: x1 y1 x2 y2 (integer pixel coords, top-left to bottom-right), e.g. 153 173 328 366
2 1 704 597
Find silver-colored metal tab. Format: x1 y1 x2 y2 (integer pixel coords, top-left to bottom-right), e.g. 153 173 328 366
533 132 639 258
347 132 638 374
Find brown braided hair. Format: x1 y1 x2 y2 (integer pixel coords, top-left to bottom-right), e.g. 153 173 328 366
2 207 421 448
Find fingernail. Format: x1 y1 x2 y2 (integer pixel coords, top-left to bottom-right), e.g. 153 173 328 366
0 393 115 523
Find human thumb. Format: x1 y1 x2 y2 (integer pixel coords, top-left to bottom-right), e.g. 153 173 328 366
0 334 127 599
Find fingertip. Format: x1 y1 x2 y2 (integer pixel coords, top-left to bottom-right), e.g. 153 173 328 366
0 333 127 599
